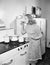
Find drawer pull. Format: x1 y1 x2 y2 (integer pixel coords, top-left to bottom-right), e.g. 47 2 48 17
20 52 27 56
2 59 13 65
24 45 26 48
18 48 20 51
20 47 22 49
27 45 28 47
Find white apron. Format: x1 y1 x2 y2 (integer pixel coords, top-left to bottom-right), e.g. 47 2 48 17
25 24 42 61
27 39 42 61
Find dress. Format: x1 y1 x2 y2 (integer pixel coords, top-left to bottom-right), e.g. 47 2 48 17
25 24 42 61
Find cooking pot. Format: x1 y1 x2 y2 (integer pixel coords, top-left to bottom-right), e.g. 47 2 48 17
18 36 24 42
10 36 19 47
4 36 9 43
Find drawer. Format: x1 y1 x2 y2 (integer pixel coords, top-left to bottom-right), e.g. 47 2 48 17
1 55 15 65
0 48 18 61
15 43 30 65
15 50 27 65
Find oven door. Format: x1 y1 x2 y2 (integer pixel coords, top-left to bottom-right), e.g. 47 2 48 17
15 43 29 65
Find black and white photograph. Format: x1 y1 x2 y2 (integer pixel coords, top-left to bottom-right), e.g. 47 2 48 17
0 0 49 65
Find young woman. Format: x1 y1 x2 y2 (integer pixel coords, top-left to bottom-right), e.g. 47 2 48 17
22 14 43 65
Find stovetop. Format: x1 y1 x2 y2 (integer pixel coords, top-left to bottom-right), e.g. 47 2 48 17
0 41 29 54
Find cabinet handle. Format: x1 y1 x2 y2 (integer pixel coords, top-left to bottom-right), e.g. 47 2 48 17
2 59 13 65
20 51 27 56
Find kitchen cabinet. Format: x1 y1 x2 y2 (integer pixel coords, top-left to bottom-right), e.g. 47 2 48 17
15 51 27 65
15 43 29 65
0 28 14 42
0 47 18 65
0 41 46 65
0 43 29 65
1 56 15 65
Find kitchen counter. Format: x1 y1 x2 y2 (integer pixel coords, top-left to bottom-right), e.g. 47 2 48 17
0 39 45 65
0 42 29 65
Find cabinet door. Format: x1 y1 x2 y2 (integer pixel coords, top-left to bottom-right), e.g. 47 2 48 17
2 55 15 65
0 48 18 65
0 48 16 61
15 50 27 65
15 43 29 65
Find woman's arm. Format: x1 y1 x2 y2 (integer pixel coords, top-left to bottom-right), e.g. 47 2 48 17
29 32 42 40
30 25 43 40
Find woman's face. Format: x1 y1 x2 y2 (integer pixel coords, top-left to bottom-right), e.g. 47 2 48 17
25 14 36 25
28 20 36 25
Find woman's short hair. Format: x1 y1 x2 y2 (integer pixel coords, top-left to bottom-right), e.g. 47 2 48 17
28 19 36 25
25 14 36 24
25 14 32 20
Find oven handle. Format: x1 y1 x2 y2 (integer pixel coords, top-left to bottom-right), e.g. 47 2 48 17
2 59 13 65
20 51 27 56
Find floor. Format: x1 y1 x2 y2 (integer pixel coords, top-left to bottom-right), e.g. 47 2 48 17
36 47 50 65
